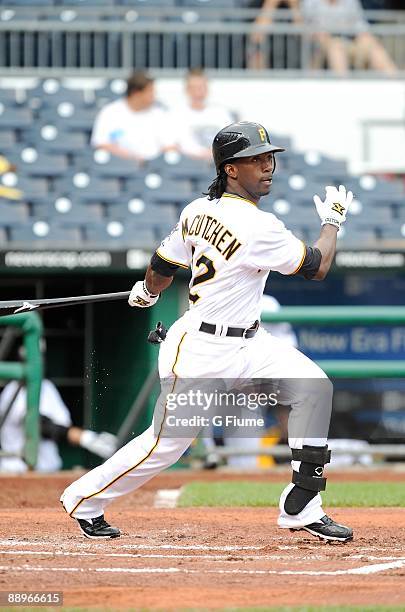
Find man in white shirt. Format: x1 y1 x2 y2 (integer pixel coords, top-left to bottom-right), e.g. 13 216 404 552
61 121 354 544
171 69 236 160
0 379 117 472
91 71 175 162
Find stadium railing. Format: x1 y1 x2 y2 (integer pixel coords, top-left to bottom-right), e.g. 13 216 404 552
0 8 404 74
0 312 43 469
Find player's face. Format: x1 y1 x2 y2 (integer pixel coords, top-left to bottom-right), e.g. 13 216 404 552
230 152 275 201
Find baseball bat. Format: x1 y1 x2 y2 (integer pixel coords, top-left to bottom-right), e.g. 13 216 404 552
0 291 131 317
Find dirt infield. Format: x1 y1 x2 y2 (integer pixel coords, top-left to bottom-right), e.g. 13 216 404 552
0 470 405 610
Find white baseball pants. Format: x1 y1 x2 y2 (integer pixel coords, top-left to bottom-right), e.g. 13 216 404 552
61 311 332 526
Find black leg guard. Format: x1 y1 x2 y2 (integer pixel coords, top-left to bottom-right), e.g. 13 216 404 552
284 445 331 516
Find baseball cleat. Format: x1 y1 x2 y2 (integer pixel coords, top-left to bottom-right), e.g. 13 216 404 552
290 515 353 543
76 515 121 539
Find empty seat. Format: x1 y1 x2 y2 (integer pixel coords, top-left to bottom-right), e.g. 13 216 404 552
106 198 177 224
0 106 32 129
0 88 18 104
126 175 193 206
32 199 104 225
116 0 175 5
57 0 114 5
23 125 88 154
0 174 48 201
9 222 82 246
16 149 68 178
39 105 96 131
29 79 88 109
83 150 140 179
179 0 237 6
0 203 29 226
148 153 213 181
0 130 17 152
85 222 156 249
54 173 121 203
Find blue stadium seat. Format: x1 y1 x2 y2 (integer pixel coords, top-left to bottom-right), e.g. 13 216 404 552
80 151 140 179
148 153 213 182
9 222 82 246
106 199 178 226
28 80 88 109
39 105 96 131
23 125 88 154
54 174 121 203
116 0 175 5
32 200 104 225
0 130 17 153
57 0 114 5
0 88 17 104
179 0 237 6
380 226 405 241
85 222 156 249
0 227 7 244
0 175 48 201
3 0 53 4
0 203 29 226
0 106 32 129
126 175 193 206
346 176 404 199
16 149 68 178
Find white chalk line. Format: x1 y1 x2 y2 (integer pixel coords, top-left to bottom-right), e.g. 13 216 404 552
0 550 327 562
1 560 405 576
1 540 401 554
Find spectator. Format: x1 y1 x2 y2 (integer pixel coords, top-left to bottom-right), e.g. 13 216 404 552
171 69 236 161
91 71 175 163
0 378 117 473
0 156 22 201
247 0 302 69
302 0 398 74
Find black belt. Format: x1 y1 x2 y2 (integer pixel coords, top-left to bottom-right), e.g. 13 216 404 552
199 320 259 339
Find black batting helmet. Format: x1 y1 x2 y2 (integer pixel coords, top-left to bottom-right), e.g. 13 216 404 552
212 121 285 174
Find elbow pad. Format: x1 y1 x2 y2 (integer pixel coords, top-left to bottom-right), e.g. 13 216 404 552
150 251 179 277
295 246 322 280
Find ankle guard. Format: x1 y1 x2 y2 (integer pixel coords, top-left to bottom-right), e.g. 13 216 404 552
284 445 331 516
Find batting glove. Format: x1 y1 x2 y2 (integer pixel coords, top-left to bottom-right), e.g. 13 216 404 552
79 430 118 459
128 280 159 308
313 184 353 230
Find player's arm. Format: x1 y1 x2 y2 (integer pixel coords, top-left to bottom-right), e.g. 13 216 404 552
302 184 353 281
128 223 190 308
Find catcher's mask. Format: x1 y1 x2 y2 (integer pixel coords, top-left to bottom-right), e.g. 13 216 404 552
212 121 285 174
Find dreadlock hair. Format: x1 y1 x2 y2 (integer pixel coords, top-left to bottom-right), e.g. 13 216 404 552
205 167 228 201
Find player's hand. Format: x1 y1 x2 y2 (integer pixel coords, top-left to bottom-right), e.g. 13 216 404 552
313 184 353 230
79 430 118 459
128 280 159 308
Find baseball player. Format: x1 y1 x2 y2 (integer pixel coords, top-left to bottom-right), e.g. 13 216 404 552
61 121 353 543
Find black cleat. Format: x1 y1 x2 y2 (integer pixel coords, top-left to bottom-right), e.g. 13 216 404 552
77 515 121 540
292 515 353 543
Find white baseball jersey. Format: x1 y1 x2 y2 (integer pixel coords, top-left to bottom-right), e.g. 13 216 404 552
157 193 305 325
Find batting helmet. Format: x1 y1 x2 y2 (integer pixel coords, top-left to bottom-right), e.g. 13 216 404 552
212 121 285 174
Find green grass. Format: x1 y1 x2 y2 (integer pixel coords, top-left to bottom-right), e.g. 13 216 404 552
178 481 405 508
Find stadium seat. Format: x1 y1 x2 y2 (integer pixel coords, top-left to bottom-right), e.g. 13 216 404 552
57 0 114 5
0 88 17 104
23 125 88 154
116 0 175 5
0 227 7 244
0 106 32 129
16 149 68 178
0 130 17 153
39 105 96 131
85 222 156 249
0 203 29 226
148 152 213 182
106 199 178 226
179 0 237 6
0 175 48 201
3 0 53 4
9 222 82 246
126 175 193 206
80 150 140 179
54 173 121 203
28 80 88 109
32 199 104 225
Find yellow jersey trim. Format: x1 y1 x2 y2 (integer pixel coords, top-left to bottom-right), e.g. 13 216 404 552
69 332 188 517
289 241 307 276
156 249 189 270
222 193 257 207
